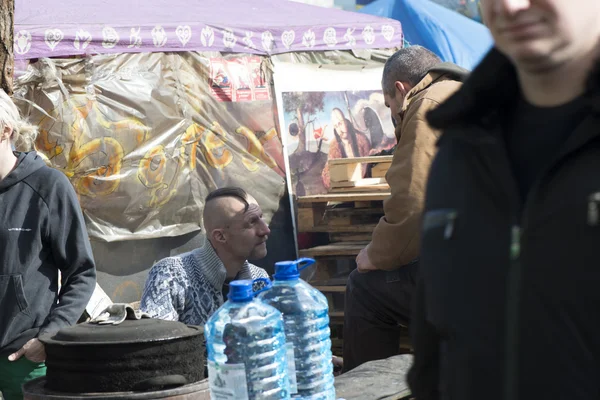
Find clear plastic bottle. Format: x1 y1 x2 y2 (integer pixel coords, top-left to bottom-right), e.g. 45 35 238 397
205 278 290 400
258 258 336 400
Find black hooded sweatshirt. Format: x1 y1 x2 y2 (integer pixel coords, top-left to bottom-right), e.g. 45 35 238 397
0 152 96 356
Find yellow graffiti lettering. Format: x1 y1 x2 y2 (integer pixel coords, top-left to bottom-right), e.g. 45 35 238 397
137 123 210 209
236 125 277 172
262 127 278 143
96 117 151 146
36 124 64 160
34 96 91 160
43 97 126 198
181 123 204 170
68 137 124 198
201 122 233 170
137 143 184 208
138 145 167 188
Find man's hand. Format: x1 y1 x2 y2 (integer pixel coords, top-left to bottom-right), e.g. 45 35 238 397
8 338 46 363
356 247 378 273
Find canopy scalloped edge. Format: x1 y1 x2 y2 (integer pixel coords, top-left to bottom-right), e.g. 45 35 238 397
14 22 403 60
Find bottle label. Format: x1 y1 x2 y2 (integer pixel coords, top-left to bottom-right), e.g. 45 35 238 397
208 360 249 400
287 342 298 394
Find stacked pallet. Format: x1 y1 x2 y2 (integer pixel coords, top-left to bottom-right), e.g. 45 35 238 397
296 156 392 356
328 155 392 193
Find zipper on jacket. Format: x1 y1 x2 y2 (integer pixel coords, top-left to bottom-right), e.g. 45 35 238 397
505 224 522 400
443 211 457 240
587 192 600 226
509 225 521 260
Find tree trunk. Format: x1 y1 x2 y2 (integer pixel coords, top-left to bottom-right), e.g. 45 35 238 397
0 0 14 95
295 107 306 153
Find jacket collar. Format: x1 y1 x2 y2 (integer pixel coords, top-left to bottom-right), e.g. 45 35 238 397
402 73 437 114
402 62 469 115
427 48 600 131
193 240 253 291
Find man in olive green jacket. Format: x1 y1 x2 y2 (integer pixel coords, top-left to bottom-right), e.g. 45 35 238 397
342 46 467 372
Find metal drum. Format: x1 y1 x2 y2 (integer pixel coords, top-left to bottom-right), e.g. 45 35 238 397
35 319 206 397
39 319 205 394
23 377 210 400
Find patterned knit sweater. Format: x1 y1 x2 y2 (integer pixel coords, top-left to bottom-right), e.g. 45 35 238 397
140 242 269 326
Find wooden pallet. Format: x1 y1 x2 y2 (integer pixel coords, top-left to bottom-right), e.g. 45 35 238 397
329 156 392 193
296 187 390 360
298 192 390 203
297 202 383 233
329 156 393 182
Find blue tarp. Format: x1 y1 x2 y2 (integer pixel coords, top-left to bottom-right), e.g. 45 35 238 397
358 0 493 71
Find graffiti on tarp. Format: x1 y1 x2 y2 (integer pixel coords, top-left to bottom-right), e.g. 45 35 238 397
33 95 282 208
16 52 286 241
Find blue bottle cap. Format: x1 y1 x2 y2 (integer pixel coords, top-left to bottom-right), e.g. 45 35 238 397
273 261 300 281
227 280 254 302
273 258 316 281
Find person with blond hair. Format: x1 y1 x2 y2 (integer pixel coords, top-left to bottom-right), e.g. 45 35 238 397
0 91 96 400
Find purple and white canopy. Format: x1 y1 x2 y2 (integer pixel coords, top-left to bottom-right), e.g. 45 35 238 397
14 0 403 60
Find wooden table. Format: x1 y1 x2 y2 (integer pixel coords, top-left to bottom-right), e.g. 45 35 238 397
334 354 413 400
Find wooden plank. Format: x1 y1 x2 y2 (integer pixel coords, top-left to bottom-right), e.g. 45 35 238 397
328 215 352 226
326 208 381 226
299 242 367 257
372 162 392 178
330 232 372 242
330 184 390 193
297 207 315 231
296 201 383 233
301 224 377 233
296 202 326 231
329 155 394 165
334 355 413 400
330 163 363 183
330 177 388 188
298 192 390 203
326 206 384 217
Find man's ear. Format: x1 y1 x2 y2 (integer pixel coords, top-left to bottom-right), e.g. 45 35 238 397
394 81 408 98
211 228 227 244
1 124 11 142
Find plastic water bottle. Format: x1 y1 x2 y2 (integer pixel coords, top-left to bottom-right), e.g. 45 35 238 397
258 258 336 399
205 278 290 400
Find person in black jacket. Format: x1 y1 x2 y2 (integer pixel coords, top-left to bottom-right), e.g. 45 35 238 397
409 1 600 399
0 91 96 400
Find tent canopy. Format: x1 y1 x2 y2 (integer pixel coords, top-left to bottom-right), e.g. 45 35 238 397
359 0 492 70
14 0 402 60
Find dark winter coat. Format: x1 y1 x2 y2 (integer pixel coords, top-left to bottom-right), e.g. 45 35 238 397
409 48 600 400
